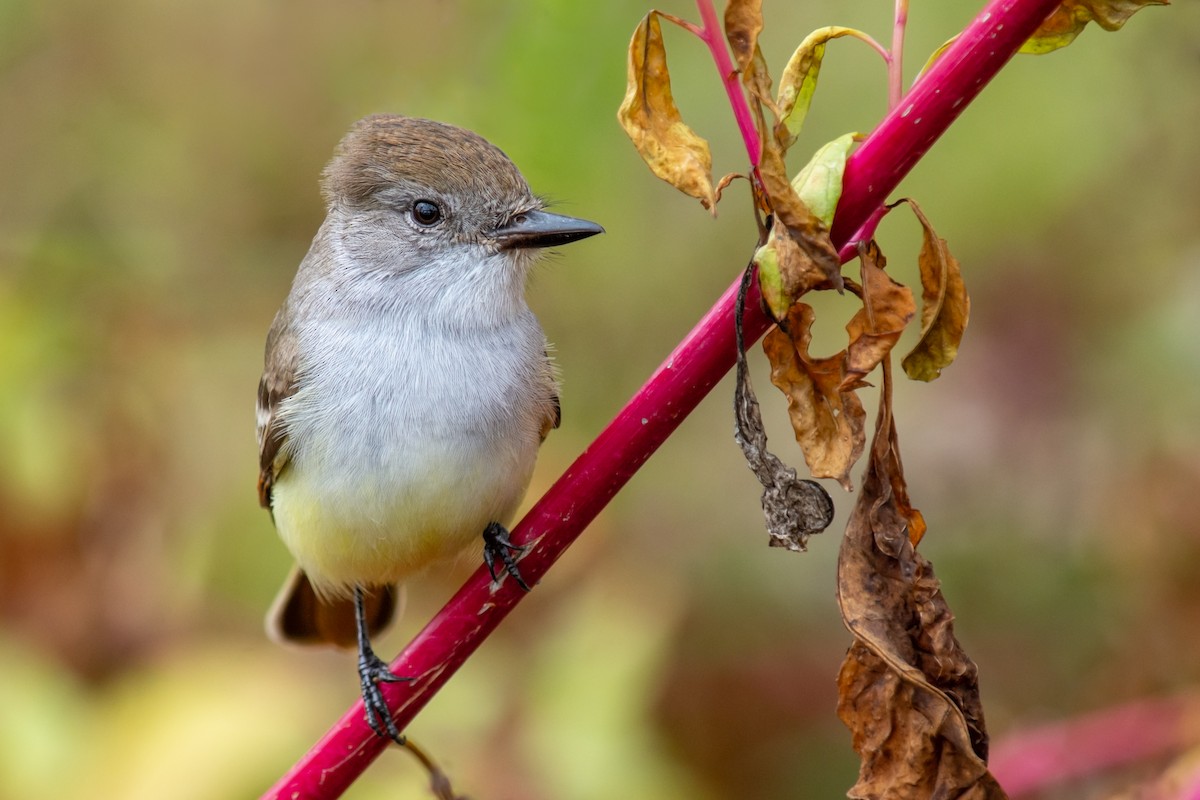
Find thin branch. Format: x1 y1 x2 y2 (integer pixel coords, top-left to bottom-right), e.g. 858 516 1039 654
847 28 893 67
831 0 1059 246
889 0 909 110
694 0 762 169
657 10 704 38
262 0 1064 797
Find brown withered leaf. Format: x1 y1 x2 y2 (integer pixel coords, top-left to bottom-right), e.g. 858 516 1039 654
836 390 1001 800
723 0 763 76
618 12 717 210
894 199 970 382
1020 0 1167 54
764 303 866 491
758 138 843 291
754 214 839 321
724 0 774 110
843 242 916 390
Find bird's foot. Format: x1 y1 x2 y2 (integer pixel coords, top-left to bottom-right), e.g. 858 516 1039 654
357 645 411 745
482 522 531 591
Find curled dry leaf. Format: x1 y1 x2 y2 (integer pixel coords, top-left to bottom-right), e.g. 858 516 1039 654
1020 0 1168 54
843 242 917 390
758 139 843 295
754 215 837 321
724 0 774 111
755 134 854 320
723 0 763 76
837 394 1001 800
763 303 866 492
617 12 717 210
894 199 970 382
734 266 835 551
775 26 859 149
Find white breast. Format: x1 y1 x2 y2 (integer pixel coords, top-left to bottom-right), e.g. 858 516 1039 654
271 300 553 595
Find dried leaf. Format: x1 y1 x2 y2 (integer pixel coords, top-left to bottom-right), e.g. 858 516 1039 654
758 137 842 295
775 26 858 149
753 214 837 321
1020 0 1167 54
764 303 866 491
896 200 970 382
724 0 774 111
723 0 763 77
617 12 717 210
837 390 1000 800
733 265 835 551
843 242 916 390
791 132 857 227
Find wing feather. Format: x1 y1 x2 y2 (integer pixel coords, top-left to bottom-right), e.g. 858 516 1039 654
257 307 299 509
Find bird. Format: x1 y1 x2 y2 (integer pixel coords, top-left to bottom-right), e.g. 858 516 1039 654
255 114 602 742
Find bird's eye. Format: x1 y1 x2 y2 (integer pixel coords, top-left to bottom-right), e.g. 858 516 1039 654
411 200 442 226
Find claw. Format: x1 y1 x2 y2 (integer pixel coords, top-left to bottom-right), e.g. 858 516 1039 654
354 586 411 745
482 522 531 591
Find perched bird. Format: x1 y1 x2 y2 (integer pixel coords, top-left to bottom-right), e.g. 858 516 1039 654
256 114 602 741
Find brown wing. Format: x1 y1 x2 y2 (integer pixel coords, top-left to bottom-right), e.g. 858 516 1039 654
266 566 399 649
540 349 561 442
257 306 300 509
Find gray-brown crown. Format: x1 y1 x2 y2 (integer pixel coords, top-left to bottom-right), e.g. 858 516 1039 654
320 115 533 210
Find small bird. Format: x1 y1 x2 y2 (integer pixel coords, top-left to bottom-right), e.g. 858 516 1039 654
256 114 602 742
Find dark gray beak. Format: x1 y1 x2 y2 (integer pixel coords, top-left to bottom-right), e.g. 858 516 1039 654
492 209 604 250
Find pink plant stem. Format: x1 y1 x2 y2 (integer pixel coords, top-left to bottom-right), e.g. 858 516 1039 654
263 1 1063 797
989 694 1200 797
889 0 909 110
695 0 762 168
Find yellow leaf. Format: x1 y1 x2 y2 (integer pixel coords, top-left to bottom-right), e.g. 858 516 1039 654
774 26 858 149
1021 0 1167 54
617 12 716 210
897 200 970 382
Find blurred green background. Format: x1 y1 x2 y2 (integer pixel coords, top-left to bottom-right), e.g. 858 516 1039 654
1 1 1197 798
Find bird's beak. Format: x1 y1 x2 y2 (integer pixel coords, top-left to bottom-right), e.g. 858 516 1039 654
492 209 604 250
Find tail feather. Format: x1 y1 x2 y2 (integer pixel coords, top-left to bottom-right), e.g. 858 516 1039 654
266 566 401 649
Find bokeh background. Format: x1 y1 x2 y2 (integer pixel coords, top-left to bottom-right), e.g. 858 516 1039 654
2 1 1198 798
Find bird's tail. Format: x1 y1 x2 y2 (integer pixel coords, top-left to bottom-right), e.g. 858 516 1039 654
265 566 401 649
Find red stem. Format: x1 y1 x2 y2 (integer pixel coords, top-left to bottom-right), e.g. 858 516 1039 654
263 0 1062 796
989 694 1200 797
694 0 762 168
889 0 909 110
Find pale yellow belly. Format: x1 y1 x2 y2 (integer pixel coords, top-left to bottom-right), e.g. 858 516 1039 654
271 443 533 597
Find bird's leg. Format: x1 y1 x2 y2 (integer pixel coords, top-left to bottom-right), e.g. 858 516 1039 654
481 521 531 591
354 585 409 745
